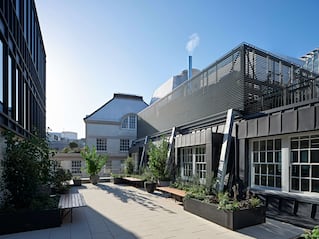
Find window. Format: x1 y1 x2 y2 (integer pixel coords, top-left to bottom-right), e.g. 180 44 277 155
121 114 136 129
181 147 193 177
96 138 107 151
120 139 130 152
195 146 206 179
71 160 82 174
180 146 206 180
290 135 319 193
252 139 282 188
8 55 12 113
15 68 19 122
0 40 3 106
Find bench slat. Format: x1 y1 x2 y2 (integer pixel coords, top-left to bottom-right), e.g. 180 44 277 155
59 193 86 209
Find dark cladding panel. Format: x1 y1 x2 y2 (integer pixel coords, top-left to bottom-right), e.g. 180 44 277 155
258 116 269 137
282 111 297 133
298 107 315 132
269 114 281 135
316 106 319 130
247 119 257 138
237 121 247 139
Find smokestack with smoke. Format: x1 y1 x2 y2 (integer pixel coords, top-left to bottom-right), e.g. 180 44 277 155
186 33 200 80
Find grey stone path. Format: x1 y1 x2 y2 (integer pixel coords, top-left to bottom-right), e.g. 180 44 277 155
0 183 305 239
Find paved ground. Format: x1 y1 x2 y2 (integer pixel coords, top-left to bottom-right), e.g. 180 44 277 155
0 183 306 239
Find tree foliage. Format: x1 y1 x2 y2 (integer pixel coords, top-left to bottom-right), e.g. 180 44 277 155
1 131 54 209
147 138 169 181
81 146 108 176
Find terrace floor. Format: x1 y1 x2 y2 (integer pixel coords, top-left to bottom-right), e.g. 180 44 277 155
0 182 306 239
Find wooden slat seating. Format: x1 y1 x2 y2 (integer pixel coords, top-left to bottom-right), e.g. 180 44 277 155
58 193 86 223
157 186 186 202
122 177 145 188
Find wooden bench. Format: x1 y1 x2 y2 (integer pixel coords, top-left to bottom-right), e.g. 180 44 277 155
157 186 186 202
122 177 145 188
58 193 86 222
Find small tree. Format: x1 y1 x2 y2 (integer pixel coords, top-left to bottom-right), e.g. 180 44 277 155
124 157 134 175
81 146 108 177
147 138 169 181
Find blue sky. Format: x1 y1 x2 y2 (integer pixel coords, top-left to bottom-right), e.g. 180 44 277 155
35 0 319 139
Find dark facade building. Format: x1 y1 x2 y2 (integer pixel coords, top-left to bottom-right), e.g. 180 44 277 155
134 43 319 228
0 0 46 138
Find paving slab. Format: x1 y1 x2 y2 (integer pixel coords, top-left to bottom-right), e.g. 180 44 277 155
0 182 306 239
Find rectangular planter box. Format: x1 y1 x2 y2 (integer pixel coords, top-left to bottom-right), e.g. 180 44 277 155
184 198 266 230
0 208 61 235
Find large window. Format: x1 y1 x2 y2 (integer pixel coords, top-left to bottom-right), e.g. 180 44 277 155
121 114 136 129
96 138 107 151
120 139 130 152
291 135 319 193
252 139 282 189
180 146 206 181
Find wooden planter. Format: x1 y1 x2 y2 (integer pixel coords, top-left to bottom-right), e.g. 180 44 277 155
184 198 266 230
0 208 61 235
144 182 157 193
113 177 124 184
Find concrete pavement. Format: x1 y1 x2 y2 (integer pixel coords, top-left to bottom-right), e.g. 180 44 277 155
0 182 306 239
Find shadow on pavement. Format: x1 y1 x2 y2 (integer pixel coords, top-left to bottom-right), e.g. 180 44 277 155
96 183 176 214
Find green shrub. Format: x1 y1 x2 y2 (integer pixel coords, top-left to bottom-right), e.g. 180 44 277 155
302 226 319 239
124 157 134 175
147 138 169 181
1 131 54 209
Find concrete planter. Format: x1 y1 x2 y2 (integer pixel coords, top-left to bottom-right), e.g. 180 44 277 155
0 208 61 235
184 198 266 230
90 175 100 185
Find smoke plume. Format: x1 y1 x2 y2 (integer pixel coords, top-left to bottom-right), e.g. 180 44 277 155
186 33 200 55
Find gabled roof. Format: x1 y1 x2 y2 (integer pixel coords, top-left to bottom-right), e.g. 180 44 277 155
84 93 148 122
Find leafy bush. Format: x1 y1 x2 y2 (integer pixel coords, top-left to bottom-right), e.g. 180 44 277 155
81 145 108 176
302 226 319 239
124 157 134 175
147 138 169 181
1 131 54 209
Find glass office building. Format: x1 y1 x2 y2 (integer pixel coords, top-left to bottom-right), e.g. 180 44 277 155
0 0 46 137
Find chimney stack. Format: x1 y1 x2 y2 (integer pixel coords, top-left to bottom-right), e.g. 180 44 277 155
188 55 192 80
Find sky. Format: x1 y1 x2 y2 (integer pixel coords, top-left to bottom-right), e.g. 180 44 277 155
35 0 319 139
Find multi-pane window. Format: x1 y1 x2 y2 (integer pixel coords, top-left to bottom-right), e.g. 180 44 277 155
195 147 206 179
71 160 82 174
96 138 107 151
252 139 282 188
120 139 130 152
291 135 319 193
180 146 206 180
122 114 136 129
181 147 193 177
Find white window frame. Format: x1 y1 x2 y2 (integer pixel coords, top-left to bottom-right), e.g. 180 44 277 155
180 145 206 183
120 139 130 152
71 160 82 175
251 138 282 189
290 134 319 193
121 114 137 130
96 138 107 152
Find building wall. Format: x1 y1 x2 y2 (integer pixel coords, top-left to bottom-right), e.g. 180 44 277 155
0 1 46 138
85 94 148 174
